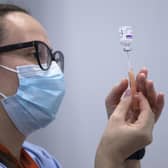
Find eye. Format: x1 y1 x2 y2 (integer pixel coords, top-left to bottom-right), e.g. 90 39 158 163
22 47 36 56
27 51 35 56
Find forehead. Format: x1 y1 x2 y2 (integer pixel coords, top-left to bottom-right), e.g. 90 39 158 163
2 12 50 46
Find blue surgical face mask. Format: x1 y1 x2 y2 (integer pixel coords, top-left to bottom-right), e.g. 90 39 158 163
0 62 65 136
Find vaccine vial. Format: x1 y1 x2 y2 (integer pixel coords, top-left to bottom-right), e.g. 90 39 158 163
119 26 133 52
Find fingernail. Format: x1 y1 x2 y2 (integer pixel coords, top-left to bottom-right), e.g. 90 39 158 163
140 73 145 77
159 92 164 97
124 89 131 97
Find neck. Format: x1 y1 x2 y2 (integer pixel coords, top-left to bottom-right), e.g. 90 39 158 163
0 104 25 161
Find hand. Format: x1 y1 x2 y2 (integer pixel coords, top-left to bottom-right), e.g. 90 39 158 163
95 93 158 168
106 68 164 123
95 68 164 168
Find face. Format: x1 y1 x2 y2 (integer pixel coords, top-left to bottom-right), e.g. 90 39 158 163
0 12 50 97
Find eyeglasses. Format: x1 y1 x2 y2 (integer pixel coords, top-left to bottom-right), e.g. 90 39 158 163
0 41 64 72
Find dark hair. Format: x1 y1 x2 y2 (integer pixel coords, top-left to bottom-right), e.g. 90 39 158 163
0 3 30 44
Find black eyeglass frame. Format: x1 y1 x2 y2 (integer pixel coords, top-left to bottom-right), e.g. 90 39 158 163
0 41 64 72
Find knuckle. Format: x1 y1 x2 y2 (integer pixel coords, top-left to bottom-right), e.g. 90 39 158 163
111 113 121 122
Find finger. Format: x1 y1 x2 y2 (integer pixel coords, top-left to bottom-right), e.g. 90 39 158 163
138 67 148 78
136 68 148 95
136 92 155 125
136 73 147 96
114 96 132 120
136 68 148 83
136 73 146 95
106 79 128 113
154 93 165 122
146 80 157 109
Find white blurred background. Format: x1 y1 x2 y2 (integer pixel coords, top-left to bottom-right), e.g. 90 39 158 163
1 0 168 167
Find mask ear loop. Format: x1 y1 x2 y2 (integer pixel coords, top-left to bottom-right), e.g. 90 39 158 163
0 65 17 99
0 65 17 73
0 92 7 99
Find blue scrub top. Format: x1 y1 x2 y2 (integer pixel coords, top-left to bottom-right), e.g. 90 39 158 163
0 141 62 168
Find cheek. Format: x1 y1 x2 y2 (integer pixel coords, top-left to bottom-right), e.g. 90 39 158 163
11 56 37 67
0 68 19 96
0 53 37 69
0 54 36 97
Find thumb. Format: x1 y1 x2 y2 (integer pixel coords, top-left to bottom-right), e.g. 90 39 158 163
114 96 132 120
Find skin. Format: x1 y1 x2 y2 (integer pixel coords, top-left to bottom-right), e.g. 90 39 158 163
95 68 164 168
0 12 50 161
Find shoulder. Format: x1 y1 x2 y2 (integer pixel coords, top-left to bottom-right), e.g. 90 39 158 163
0 163 6 168
22 141 62 168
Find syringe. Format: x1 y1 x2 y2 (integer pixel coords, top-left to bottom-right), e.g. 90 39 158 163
119 26 138 111
126 51 137 98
